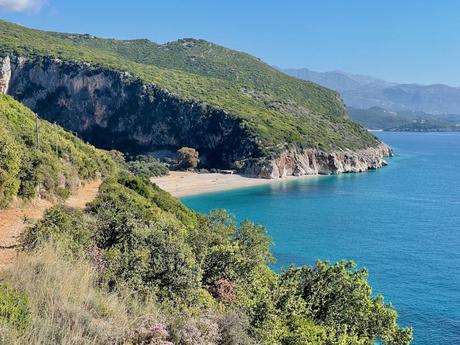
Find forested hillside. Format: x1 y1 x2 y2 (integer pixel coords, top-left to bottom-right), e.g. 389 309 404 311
0 20 389 178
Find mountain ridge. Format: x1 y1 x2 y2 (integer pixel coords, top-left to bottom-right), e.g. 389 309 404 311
0 19 390 178
281 67 460 114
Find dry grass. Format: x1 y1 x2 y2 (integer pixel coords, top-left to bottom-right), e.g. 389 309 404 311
0 246 159 345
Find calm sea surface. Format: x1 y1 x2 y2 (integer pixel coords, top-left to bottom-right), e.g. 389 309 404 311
182 132 460 345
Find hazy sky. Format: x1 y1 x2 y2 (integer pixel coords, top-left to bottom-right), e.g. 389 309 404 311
1 0 459 85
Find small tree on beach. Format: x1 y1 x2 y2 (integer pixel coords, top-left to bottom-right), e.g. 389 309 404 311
176 147 200 170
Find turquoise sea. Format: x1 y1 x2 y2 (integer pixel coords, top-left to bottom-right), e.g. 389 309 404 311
182 132 460 345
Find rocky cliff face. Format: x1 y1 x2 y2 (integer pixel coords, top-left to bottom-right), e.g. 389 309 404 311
240 143 393 178
0 55 262 168
0 56 11 94
0 55 392 178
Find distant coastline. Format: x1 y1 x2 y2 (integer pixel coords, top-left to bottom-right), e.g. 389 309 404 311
369 128 460 133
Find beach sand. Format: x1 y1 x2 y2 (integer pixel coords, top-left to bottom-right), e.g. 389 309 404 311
151 171 315 197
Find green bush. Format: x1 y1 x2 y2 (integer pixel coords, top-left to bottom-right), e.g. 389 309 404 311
126 155 169 178
21 206 95 257
0 127 22 207
0 285 30 332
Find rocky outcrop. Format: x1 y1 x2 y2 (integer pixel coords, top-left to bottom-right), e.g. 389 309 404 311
240 143 393 178
0 54 392 178
0 56 11 94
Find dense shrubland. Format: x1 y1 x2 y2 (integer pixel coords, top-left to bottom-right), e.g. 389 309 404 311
125 155 169 179
0 95 115 208
0 172 412 344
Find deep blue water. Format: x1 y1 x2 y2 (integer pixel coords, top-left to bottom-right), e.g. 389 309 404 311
182 132 460 345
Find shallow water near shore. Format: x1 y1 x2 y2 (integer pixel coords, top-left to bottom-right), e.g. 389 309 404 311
182 132 460 345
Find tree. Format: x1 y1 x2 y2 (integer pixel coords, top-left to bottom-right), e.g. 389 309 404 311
176 147 200 170
0 127 22 207
277 261 413 345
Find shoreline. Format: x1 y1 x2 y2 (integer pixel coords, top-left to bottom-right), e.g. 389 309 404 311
151 171 317 197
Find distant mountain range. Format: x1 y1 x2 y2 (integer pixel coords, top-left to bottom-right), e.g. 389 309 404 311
281 68 460 115
347 106 460 131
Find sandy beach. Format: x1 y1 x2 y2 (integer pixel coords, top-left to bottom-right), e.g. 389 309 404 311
151 171 315 197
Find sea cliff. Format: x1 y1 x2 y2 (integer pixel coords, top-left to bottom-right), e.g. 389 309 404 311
240 143 392 178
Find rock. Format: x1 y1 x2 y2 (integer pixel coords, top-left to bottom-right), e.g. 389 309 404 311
0 56 11 94
239 143 393 178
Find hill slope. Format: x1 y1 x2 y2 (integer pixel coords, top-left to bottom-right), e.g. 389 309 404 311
0 20 390 178
0 95 115 208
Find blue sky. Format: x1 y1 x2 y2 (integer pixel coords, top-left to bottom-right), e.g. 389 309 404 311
1 0 459 85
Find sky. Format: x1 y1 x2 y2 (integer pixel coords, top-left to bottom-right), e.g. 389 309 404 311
0 0 459 86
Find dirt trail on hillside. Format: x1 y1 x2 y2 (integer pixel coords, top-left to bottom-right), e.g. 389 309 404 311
0 179 101 270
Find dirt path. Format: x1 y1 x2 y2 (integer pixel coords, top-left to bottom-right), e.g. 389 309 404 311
0 179 101 270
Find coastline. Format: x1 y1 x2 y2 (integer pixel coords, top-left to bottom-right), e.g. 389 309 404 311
151 171 317 197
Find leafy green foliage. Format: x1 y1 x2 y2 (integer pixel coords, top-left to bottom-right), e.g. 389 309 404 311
20 173 412 344
0 95 116 207
0 126 22 208
0 285 30 332
276 261 413 344
20 206 95 256
0 20 380 152
126 155 169 178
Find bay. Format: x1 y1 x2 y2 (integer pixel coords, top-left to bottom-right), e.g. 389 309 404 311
182 132 460 345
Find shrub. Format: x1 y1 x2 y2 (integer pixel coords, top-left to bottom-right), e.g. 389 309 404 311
129 318 173 345
99 221 201 296
15 175 412 345
0 285 30 333
172 314 220 345
281 316 326 345
0 127 22 207
127 155 169 179
277 261 413 344
217 311 253 345
21 206 95 256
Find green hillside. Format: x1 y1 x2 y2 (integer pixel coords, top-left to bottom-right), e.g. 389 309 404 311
0 95 115 207
0 20 379 151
